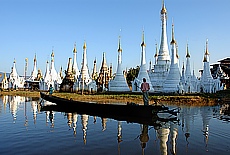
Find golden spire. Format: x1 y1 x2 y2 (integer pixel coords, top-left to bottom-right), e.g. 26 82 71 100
202 46 207 62
141 30 146 47
73 42 77 53
205 39 209 55
118 36 122 52
186 43 190 58
83 41 87 50
34 53 37 62
203 39 209 62
51 49 54 62
161 0 167 14
170 22 176 44
154 43 158 57
51 50 54 57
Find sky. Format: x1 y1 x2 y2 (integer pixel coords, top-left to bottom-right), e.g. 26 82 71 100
0 0 229 77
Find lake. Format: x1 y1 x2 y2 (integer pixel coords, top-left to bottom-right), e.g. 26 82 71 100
0 96 229 155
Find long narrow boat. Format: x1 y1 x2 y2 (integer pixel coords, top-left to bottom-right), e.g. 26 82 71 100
41 104 179 127
40 92 178 119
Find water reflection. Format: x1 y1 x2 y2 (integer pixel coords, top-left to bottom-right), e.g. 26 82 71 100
170 121 178 155
81 114 89 144
0 96 230 155
46 110 55 128
216 104 230 122
9 96 24 122
139 124 149 154
117 121 122 155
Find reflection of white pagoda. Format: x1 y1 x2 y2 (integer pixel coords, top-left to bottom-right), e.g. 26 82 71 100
2 96 8 111
170 122 178 155
157 127 170 155
31 101 38 124
46 111 55 128
66 112 78 136
9 96 25 123
117 121 122 143
200 106 212 151
81 114 89 144
72 113 78 136
101 118 107 131
67 113 73 128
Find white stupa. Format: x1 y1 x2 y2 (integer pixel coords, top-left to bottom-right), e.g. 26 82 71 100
72 43 80 79
109 36 130 92
191 68 199 92
30 54 38 81
149 0 170 92
183 44 195 93
132 31 153 92
73 41 97 92
199 40 221 93
163 23 181 93
79 41 91 83
39 50 62 91
9 59 25 89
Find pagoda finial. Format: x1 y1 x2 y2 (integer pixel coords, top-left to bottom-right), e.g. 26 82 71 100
73 42 77 53
51 47 54 57
141 30 146 47
170 21 176 44
161 0 167 14
34 53 37 62
205 39 209 55
203 47 207 62
118 36 122 52
154 42 158 57
186 43 190 58
83 41 87 50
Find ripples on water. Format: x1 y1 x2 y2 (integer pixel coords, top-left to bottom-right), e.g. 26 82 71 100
0 96 229 155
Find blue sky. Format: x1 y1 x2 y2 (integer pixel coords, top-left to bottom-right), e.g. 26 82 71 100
0 0 229 77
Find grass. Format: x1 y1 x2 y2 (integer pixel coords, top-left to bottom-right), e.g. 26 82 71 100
1 89 227 106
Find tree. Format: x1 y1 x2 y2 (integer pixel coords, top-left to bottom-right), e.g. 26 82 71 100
126 66 140 86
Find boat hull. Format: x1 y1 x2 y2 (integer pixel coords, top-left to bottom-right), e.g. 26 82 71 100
40 92 169 119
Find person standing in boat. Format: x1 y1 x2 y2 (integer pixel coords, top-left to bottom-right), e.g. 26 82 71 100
140 78 150 106
49 84 54 96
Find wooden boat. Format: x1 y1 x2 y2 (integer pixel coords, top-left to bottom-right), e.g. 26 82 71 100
40 92 179 120
41 103 179 127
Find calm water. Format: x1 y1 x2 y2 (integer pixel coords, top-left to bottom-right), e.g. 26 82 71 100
0 96 229 155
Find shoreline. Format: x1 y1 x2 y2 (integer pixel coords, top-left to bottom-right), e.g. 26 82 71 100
1 90 228 106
